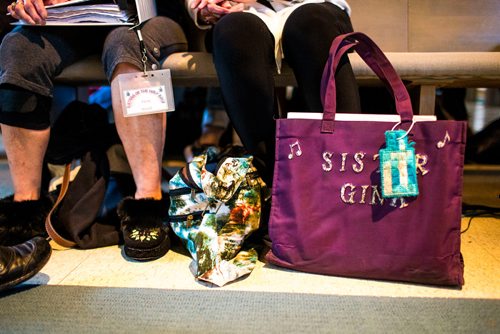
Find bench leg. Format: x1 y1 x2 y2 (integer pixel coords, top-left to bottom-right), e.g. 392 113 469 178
410 85 436 115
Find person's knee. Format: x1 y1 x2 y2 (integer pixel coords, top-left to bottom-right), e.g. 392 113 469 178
103 17 187 54
102 17 188 80
0 31 61 97
213 13 265 48
0 30 53 66
143 16 187 48
0 85 51 130
1 31 40 57
143 16 188 62
284 3 351 40
213 13 272 62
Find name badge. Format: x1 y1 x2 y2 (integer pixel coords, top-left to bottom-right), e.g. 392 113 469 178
116 69 175 117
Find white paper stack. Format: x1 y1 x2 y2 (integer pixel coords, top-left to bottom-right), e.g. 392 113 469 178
44 3 132 24
13 0 157 26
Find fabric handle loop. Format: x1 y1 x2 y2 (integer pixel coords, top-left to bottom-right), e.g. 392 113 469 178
320 32 414 133
45 163 77 249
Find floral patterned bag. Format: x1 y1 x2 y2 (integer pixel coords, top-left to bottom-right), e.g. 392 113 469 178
168 146 269 286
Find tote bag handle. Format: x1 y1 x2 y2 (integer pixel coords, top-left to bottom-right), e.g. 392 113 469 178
320 32 414 133
45 163 77 249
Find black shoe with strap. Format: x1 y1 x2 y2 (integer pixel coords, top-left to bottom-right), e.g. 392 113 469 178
0 236 52 292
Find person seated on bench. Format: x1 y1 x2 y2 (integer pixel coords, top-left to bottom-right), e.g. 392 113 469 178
0 0 187 261
186 0 361 185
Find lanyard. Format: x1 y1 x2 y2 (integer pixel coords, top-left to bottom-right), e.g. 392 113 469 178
133 27 148 75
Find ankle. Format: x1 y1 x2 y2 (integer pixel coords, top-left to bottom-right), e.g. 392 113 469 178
198 125 226 146
134 191 162 201
13 192 41 202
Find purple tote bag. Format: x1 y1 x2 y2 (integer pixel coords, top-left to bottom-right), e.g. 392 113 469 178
266 32 466 286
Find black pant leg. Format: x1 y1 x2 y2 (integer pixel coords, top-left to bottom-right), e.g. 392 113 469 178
212 12 277 184
282 3 361 113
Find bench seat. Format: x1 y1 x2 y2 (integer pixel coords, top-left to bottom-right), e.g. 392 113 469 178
55 51 500 88
54 51 500 115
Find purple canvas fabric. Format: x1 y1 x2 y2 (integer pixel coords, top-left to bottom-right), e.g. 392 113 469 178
266 33 466 286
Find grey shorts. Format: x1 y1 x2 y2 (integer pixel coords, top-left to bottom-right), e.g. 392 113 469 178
101 16 188 81
0 16 188 98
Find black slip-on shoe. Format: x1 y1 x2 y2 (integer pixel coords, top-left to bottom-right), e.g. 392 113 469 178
117 196 170 261
0 236 52 292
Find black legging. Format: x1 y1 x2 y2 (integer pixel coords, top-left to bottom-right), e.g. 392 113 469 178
212 3 361 184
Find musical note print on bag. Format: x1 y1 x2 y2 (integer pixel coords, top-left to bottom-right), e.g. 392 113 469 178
288 140 303 160
437 131 451 149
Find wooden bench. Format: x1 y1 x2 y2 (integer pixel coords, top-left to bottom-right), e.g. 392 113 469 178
54 0 500 115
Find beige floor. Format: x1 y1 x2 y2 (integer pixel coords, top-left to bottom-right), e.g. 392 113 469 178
9 160 499 298
4 88 500 299
17 214 498 299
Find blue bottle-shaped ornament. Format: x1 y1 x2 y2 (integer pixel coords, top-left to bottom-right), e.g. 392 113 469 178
379 130 419 198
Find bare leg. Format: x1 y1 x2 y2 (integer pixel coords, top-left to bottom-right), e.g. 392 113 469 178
0 124 49 201
110 63 166 200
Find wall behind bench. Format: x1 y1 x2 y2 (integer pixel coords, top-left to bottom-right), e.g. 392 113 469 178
349 0 500 52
